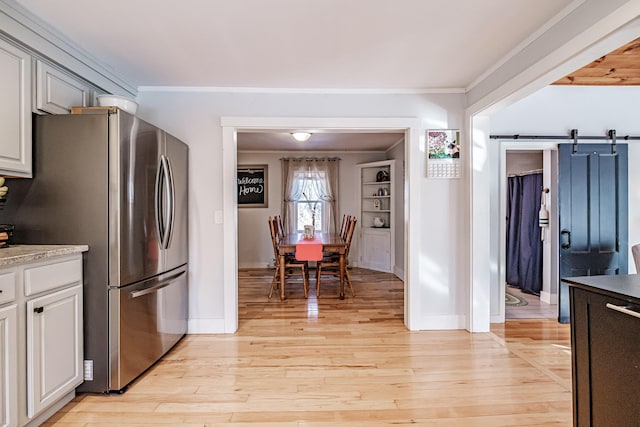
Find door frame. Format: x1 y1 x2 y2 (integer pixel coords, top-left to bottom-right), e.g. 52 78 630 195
496 141 558 322
221 117 420 333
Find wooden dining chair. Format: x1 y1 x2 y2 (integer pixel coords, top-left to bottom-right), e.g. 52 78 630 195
275 214 285 238
315 216 357 297
268 216 309 299
340 214 351 240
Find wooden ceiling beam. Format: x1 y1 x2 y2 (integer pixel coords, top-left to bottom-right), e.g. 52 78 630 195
553 37 640 86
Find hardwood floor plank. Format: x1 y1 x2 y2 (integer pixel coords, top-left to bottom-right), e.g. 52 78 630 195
43 268 572 426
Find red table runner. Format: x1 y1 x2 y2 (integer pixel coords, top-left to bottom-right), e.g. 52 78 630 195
295 236 323 261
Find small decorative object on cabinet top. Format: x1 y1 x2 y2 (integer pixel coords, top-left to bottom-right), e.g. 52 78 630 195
376 170 390 182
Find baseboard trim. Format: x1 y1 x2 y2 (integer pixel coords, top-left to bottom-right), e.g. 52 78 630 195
410 315 467 331
238 262 273 269
188 318 229 334
393 266 404 281
540 290 557 305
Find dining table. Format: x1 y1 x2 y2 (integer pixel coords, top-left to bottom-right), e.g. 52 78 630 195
278 232 347 300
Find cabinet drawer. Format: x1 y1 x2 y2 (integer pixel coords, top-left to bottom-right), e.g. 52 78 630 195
24 257 82 296
0 270 16 305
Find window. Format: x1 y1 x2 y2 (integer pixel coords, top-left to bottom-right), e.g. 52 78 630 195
293 171 328 232
282 157 339 235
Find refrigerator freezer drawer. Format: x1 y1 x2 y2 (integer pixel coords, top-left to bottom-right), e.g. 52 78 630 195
108 266 187 391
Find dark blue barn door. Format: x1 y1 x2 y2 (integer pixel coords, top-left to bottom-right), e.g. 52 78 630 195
558 143 628 323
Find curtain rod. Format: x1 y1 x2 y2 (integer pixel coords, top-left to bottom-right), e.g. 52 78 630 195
508 168 543 177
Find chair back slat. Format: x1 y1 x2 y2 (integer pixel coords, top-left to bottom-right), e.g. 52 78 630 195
268 216 280 261
276 215 285 237
344 216 357 258
340 214 352 240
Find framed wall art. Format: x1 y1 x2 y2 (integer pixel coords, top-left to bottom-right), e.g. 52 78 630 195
427 129 461 179
237 165 268 207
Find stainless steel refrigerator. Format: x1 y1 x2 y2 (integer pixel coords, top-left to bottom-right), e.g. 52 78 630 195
12 107 188 393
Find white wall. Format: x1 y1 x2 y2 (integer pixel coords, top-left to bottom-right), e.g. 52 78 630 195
505 152 542 175
236 150 387 269
491 85 640 279
136 91 466 332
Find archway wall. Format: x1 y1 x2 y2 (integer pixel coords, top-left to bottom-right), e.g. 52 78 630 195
136 90 469 332
492 86 640 276
467 2 640 332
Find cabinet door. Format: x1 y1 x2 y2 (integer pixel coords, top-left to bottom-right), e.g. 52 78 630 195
0 304 17 427
360 228 391 272
571 288 640 426
0 39 32 177
35 60 92 114
26 285 83 418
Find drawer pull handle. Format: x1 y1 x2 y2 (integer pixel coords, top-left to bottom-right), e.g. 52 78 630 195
605 303 640 319
33 306 44 314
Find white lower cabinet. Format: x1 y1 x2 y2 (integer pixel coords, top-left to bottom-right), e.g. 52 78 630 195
0 304 18 427
26 284 82 418
0 252 84 427
360 228 391 272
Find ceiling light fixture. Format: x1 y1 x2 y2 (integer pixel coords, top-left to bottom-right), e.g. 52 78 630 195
291 132 312 142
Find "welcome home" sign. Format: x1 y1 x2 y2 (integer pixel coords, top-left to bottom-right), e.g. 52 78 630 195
237 165 268 208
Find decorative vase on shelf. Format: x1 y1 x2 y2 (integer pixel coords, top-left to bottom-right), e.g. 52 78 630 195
373 217 385 228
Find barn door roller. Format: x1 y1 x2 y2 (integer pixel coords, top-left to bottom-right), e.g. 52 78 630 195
609 129 617 154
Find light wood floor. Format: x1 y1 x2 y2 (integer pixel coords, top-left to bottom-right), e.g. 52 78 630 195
45 268 572 426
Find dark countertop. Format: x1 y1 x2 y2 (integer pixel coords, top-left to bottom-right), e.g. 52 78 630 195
562 274 640 303
0 244 88 267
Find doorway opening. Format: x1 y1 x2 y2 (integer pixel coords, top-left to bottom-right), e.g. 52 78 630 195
221 117 420 333
234 131 407 325
498 143 559 321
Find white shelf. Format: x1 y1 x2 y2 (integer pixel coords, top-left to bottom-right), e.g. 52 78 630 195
357 160 395 273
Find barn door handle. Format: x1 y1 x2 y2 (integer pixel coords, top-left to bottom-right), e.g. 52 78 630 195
561 229 571 249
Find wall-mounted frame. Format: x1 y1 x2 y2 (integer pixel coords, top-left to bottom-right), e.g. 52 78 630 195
237 165 268 208
427 129 461 178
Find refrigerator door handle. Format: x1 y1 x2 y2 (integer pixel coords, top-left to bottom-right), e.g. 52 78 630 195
160 155 172 249
165 156 176 249
129 270 186 298
155 157 165 247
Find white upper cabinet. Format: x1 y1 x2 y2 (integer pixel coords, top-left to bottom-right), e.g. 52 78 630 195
35 60 92 114
0 39 32 178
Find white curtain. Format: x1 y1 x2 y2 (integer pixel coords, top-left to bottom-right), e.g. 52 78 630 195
281 157 340 234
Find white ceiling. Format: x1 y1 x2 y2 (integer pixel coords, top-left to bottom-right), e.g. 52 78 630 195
237 131 404 152
13 0 575 151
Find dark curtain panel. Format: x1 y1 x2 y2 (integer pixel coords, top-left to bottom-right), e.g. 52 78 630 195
506 173 543 295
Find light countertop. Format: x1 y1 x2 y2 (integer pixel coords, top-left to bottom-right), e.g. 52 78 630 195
0 244 88 267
